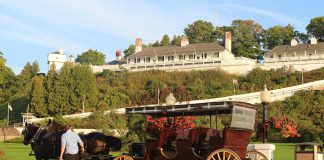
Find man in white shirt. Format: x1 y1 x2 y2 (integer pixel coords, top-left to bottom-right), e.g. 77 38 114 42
59 124 85 160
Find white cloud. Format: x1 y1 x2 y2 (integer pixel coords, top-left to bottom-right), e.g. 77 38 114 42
219 4 305 27
0 12 87 51
0 0 197 43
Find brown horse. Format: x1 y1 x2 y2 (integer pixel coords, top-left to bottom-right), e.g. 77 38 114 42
22 122 64 160
47 120 122 159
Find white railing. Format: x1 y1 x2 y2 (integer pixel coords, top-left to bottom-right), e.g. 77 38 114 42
265 55 324 63
14 122 24 127
205 80 324 104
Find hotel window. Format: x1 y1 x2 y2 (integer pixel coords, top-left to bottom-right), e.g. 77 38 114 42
204 53 207 59
278 55 282 59
179 55 185 60
168 56 174 61
189 54 194 60
158 56 164 62
145 57 151 63
214 52 219 58
270 55 274 58
136 58 141 63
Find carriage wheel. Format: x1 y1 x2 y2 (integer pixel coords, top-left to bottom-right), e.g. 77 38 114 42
246 151 267 160
206 149 241 160
113 155 133 160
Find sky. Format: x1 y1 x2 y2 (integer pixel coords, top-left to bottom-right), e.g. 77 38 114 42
0 0 323 74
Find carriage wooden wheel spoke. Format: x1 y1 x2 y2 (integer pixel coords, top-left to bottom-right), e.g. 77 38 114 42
246 150 267 160
113 155 133 160
206 149 241 160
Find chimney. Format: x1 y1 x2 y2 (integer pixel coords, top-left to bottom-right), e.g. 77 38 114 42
311 36 318 45
291 38 298 46
135 38 142 53
59 49 64 54
181 36 189 47
116 50 122 61
225 32 232 52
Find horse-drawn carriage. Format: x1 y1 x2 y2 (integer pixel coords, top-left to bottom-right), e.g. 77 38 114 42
23 100 266 160
23 120 130 160
125 101 267 160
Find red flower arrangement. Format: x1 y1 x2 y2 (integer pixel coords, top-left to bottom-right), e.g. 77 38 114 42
269 115 301 138
146 116 195 136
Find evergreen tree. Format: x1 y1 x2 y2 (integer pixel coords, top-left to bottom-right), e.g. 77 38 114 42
160 35 170 46
30 75 47 117
171 35 181 46
124 45 135 57
69 64 98 112
52 63 73 115
46 64 57 115
152 40 161 47
20 61 40 83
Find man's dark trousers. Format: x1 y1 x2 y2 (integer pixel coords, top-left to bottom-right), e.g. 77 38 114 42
63 153 79 160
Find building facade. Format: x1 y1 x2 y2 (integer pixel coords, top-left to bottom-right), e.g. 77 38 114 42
126 32 236 71
265 37 324 62
47 49 74 71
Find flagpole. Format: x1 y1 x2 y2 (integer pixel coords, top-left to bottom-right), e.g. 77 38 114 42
157 87 160 105
233 80 236 95
7 103 9 126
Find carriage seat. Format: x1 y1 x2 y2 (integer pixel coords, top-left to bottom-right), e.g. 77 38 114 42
196 128 219 149
158 129 177 151
188 128 220 148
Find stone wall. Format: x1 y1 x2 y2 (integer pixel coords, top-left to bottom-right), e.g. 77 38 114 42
0 127 20 142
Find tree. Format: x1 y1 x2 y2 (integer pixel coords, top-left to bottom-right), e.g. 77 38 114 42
69 64 98 112
46 64 57 115
76 49 106 65
30 75 47 117
49 63 72 115
214 26 233 45
20 61 40 82
184 20 216 43
263 25 295 50
306 16 324 42
152 40 161 47
124 45 135 57
160 35 170 46
294 31 309 44
231 20 264 58
171 35 181 46
0 55 17 104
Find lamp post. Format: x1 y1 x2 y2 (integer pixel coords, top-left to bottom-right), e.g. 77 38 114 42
82 95 85 117
260 84 270 143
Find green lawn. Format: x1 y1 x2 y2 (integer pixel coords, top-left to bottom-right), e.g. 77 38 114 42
273 143 295 160
0 142 34 160
1 142 321 160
